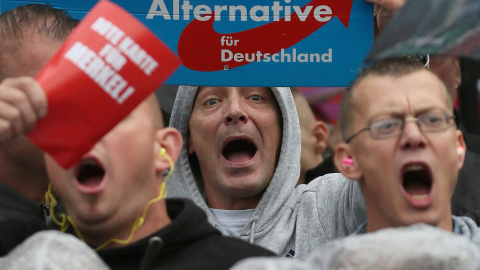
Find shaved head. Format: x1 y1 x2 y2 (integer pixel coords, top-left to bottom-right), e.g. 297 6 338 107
340 58 452 141
0 4 78 81
142 94 164 130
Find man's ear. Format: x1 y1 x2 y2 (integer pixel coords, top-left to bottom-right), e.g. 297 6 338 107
312 121 330 155
456 130 466 171
334 142 362 180
154 127 183 171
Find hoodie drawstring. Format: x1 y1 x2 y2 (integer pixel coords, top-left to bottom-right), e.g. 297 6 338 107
249 219 257 244
139 236 164 270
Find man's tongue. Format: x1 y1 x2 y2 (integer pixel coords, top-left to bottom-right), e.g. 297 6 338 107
403 165 432 197
77 162 105 188
404 180 429 196
80 177 103 187
224 150 252 163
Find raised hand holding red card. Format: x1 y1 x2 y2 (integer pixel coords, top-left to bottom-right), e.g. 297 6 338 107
24 0 180 168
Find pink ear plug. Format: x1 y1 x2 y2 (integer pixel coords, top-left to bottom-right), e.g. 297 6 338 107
343 157 354 166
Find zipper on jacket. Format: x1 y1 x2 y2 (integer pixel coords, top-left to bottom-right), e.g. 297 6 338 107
139 236 164 270
42 202 50 217
249 219 257 244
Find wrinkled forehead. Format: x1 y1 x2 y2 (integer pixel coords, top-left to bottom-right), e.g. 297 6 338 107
195 86 275 99
352 70 452 118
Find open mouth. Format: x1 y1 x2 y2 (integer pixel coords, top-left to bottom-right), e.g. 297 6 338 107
76 159 105 188
222 139 257 163
402 164 433 200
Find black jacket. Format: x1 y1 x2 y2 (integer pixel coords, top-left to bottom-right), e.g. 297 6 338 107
0 182 46 219
465 210 480 226
0 182 47 256
98 198 275 270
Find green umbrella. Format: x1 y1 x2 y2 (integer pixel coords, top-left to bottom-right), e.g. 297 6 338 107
366 0 480 62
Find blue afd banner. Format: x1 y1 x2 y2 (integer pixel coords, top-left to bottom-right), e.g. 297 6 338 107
1 0 373 86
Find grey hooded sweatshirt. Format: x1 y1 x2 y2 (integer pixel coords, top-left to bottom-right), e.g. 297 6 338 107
167 86 366 260
230 222 480 270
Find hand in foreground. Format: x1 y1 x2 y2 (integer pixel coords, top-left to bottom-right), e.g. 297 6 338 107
365 0 407 31
0 77 47 141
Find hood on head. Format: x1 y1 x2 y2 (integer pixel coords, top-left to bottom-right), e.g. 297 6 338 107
167 86 301 235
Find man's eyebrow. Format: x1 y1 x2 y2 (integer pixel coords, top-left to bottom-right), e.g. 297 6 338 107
368 110 405 121
413 107 451 115
368 106 449 121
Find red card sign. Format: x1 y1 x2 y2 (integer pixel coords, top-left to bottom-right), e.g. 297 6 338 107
27 0 180 168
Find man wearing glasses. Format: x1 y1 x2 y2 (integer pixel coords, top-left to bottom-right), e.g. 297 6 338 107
228 57 480 270
333 57 479 236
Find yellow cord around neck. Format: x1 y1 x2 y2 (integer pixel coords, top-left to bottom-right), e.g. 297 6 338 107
45 150 174 251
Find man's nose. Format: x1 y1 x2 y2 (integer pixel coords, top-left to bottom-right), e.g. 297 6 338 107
225 98 248 125
400 119 426 150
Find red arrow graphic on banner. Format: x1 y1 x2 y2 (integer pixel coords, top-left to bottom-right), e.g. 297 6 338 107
178 0 354 72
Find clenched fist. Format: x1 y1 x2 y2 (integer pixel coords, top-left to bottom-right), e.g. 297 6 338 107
0 77 47 140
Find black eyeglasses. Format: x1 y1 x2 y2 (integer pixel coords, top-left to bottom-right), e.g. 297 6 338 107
345 111 455 143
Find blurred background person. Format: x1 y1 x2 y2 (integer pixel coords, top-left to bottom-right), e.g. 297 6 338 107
291 88 330 185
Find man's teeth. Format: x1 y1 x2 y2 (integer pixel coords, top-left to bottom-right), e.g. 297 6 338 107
405 164 424 172
412 194 428 200
83 160 96 166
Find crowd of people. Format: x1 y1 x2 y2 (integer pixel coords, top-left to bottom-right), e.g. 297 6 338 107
0 0 479 269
